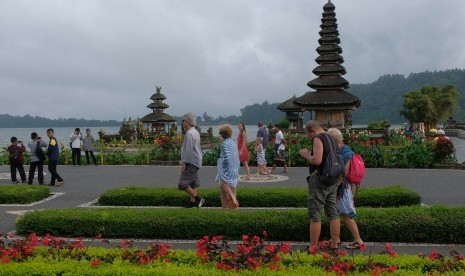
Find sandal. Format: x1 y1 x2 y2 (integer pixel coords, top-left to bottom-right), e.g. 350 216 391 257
345 241 364 250
323 240 341 245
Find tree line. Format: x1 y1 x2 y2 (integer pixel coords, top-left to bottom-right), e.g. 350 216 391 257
0 114 121 128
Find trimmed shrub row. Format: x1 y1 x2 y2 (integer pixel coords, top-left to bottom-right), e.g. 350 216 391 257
0 252 441 276
0 185 51 204
98 185 421 208
16 205 465 244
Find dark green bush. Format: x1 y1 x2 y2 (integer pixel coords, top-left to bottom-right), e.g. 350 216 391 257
16 205 465 243
0 185 51 204
98 185 421 208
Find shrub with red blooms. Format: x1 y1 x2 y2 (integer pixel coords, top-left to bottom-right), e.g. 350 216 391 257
196 231 290 271
0 233 173 267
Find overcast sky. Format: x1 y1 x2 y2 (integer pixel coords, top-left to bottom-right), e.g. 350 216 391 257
1 0 464 121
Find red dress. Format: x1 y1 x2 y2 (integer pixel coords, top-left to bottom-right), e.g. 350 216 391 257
237 132 249 162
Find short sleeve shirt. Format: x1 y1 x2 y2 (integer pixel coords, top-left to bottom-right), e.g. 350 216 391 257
256 127 268 148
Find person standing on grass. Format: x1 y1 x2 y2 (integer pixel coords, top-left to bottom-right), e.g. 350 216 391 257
327 128 364 250
46 128 64 186
28 132 48 185
83 128 98 166
237 122 251 179
217 124 240 210
298 120 340 252
8 137 27 184
178 113 205 208
70 127 83 166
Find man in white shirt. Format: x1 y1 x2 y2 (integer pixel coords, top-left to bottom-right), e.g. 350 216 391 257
271 124 288 173
70 127 83 166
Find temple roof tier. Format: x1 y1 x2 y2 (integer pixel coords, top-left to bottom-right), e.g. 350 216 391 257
312 64 346 75
147 102 169 109
140 112 176 123
294 91 360 108
315 53 344 64
318 36 341 45
316 44 342 54
277 95 302 112
307 75 349 89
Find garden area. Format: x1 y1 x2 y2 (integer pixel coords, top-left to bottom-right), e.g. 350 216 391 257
2 184 465 275
0 127 461 169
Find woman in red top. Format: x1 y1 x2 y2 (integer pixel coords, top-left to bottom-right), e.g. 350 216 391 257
237 122 250 179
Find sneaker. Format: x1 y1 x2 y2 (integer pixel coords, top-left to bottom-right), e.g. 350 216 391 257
56 181 64 186
12 181 19 184
196 197 205 208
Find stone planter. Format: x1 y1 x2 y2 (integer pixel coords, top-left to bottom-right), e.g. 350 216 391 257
150 160 180 166
429 163 465 170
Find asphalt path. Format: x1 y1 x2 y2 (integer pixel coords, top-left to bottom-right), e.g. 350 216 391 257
1 165 464 255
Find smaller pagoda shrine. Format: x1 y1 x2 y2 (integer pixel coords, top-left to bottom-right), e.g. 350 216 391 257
277 95 304 129
293 0 361 128
141 86 177 135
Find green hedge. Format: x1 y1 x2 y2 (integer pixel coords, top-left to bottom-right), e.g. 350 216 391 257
16 205 465 244
0 185 51 204
98 185 421 208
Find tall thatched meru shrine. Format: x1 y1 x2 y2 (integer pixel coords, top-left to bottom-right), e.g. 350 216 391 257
280 0 361 129
141 86 177 135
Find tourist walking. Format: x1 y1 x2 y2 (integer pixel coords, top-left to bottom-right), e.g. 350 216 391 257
27 132 48 185
256 121 269 175
237 122 250 179
70 127 83 166
298 121 341 251
178 113 205 208
217 124 240 210
8 137 27 183
255 137 269 176
271 124 288 174
46 128 64 186
327 128 364 250
83 128 98 166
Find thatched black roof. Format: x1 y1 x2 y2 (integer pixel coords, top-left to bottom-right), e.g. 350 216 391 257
150 92 166 101
140 112 176 123
294 91 360 109
277 95 302 112
147 102 169 109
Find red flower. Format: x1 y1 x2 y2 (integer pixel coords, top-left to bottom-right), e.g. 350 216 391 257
388 265 397 273
385 243 393 251
389 251 397 258
241 235 249 241
280 243 291 254
430 250 441 261
90 258 100 267
359 243 367 252
309 246 317 255
266 245 276 254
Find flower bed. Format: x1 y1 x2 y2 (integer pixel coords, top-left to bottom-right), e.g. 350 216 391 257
0 233 463 275
0 185 51 204
16 205 465 244
98 186 421 208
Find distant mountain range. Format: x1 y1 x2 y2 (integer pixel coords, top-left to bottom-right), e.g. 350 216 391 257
0 114 120 128
3 69 464 127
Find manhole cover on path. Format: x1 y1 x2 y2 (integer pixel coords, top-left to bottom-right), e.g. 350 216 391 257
239 174 288 183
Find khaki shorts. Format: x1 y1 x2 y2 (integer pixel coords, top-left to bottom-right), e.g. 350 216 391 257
307 172 339 222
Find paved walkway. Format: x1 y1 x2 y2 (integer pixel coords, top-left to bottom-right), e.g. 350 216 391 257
1 165 465 255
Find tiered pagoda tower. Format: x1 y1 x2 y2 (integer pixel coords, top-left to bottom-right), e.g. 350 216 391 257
293 0 360 128
141 86 176 134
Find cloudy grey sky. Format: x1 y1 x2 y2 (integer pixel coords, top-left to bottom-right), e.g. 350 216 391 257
1 0 464 120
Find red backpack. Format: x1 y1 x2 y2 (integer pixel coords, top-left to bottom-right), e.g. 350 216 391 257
346 153 365 186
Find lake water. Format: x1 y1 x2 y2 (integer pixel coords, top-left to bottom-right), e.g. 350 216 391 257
1 125 464 163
